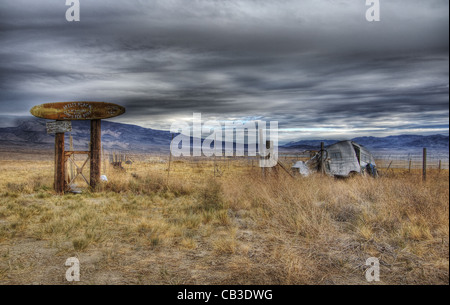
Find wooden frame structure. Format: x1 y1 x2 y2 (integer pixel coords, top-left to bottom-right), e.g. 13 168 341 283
65 150 91 187
30 102 125 194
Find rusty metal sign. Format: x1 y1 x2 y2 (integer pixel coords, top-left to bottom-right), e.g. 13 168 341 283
30 101 125 120
46 121 72 134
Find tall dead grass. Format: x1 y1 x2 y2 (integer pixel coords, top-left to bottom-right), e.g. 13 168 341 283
0 159 447 285
221 170 449 284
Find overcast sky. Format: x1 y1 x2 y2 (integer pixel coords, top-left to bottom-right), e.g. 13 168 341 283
0 0 448 141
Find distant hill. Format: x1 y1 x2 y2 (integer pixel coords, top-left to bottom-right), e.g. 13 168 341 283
283 134 449 153
0 117 448 155
0 117 172 153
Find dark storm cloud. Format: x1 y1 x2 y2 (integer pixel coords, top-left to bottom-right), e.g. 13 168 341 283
0 0 448 140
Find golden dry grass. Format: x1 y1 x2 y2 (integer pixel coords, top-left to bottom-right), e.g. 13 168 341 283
0 157 448 285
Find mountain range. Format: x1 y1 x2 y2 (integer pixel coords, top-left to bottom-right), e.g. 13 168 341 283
0 117 172 153
282 134 449 153
0 117 448 154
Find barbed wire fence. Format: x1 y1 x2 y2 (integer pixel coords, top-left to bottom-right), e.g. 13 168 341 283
101 148 449 181
373 153 449 170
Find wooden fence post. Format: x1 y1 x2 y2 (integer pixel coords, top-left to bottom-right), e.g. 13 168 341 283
69 135 75 182
259 128 265 178
422 148 427 181
320 142 325 175
438 160 442 173
387 160 393 172
408 159 412 173
213 133 217 177
168 134 173 179
102 144 106 176
90 119 101 189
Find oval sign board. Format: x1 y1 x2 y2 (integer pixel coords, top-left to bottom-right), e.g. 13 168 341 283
30 102 125 120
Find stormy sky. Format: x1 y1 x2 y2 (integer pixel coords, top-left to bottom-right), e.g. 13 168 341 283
0 0 448 141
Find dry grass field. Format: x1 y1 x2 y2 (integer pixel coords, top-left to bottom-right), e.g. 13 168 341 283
0 157 448 285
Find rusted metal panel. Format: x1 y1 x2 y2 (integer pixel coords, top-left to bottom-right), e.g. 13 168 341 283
30 101 125 120
46 121 72 134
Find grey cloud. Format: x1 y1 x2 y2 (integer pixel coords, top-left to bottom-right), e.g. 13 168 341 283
0 0 448 141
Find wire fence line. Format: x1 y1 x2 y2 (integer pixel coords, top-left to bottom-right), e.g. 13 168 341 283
278 150 449 170
102 149 450 172
372 152 449 170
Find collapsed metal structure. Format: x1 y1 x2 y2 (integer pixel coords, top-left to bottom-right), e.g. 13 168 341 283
293 140 378 178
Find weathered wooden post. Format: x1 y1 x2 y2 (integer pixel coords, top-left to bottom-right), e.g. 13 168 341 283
168 133 174 179
266 140 273 175
44 120 72 194
259 128 265 178
387 160 393 172
320 142 325 175
69 135 75 181
422 148 427 181
54 131 66 194
213 133 217 177
30 102 125 194
101 144 106 176
90 119 101 189
438 160 442 173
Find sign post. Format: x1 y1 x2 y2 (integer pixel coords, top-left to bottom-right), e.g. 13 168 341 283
90 119 102 189
54 132 65 194
30 101 125 194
